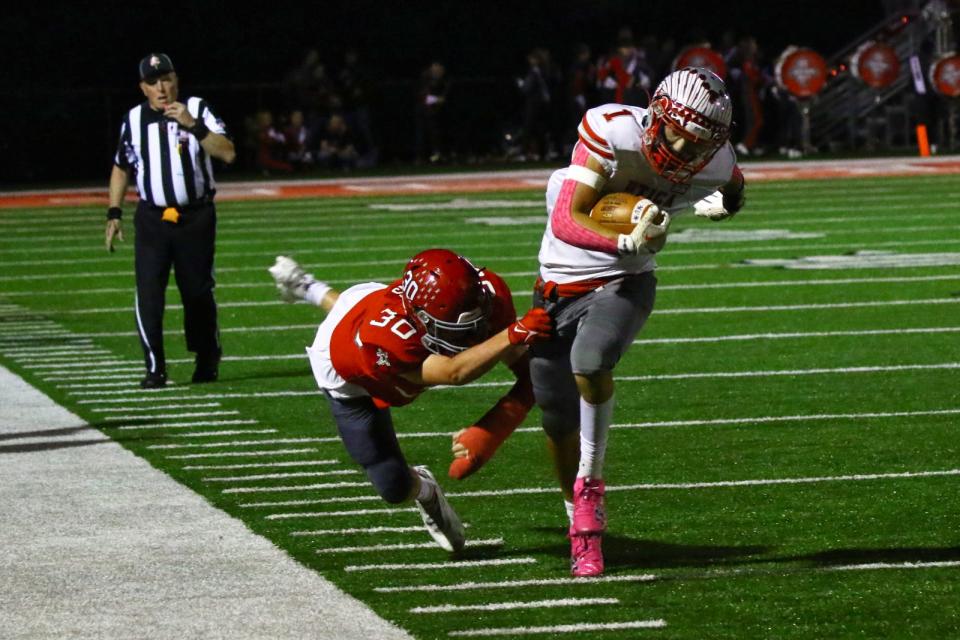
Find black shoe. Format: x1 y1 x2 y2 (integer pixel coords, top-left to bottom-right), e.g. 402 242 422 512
140 372 167 389
192 355 220 384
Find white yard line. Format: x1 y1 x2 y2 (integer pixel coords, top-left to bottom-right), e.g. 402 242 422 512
91 402 223 413
164 448 320 460
264 507 419 519
183 459 339 470
103 410 240 421
316 538 503 554
113 419 260 431
222 481 370 494
375 573 658 593
292 525 434 536
172 429 278 438
202 469 359 482
448 620 667 637
345 558 537 572
411 597 618 614
149 437 333 450
635 326 960 345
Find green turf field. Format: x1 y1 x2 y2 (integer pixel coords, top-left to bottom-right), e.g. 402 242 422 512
1 174 959 638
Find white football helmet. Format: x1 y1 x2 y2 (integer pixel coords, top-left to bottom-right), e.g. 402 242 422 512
643 67 733 183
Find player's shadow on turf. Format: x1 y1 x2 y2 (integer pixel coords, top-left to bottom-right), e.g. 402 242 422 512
779 546 960 566
529 528 771 569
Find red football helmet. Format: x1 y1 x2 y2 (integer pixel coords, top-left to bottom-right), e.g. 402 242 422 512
399 249 490 356
642 67 733 183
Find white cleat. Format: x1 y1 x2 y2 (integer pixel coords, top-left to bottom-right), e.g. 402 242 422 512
268 255 317 303
413 466 466 552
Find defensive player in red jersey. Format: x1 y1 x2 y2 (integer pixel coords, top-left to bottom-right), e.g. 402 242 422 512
269 249 551 552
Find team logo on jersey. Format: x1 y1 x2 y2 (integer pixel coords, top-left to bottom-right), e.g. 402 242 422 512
376 348 391 368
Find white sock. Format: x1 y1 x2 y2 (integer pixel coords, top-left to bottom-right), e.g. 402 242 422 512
416 473 437 502
564 499 575 526
577 394 614 479
304 281 332 307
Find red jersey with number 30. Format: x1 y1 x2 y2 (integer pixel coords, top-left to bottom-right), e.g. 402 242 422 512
329 269 516 408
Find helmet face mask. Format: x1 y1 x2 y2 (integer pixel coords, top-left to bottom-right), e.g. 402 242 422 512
643 67 732 183
400 249 491 356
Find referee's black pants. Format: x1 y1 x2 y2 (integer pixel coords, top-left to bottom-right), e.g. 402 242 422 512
134 200 220 375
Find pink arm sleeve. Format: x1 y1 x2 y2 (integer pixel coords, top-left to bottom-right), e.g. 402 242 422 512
550 142 619 254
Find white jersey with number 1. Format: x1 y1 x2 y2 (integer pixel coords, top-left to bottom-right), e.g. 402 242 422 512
538 103 736 284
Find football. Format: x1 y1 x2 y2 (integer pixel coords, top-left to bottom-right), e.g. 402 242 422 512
590 193 663 233
589 192 643 233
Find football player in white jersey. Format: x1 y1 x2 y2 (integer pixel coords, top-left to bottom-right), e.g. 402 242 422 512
529 67 746 576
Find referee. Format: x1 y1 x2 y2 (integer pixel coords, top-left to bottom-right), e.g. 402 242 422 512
105 53 236 389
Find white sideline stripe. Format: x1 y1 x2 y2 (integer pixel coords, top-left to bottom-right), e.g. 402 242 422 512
113 419 260 431
292 525 434 536
27 359 129 370
614 408 960 430
448 620 667 637
183 459 339 470
149 437 331 450
29 272 959 305
261 468 960 505
203 469 359 482
4 346 96 356
241 495 381 508
264 507 418 519
165 448 319 460
43 373 142 382
411 597 618 614
69 387 185 397
92 402 222 413
316 538 503 555
10 349 105 359
24 296 960 320
78 391 320 404
829 560 960 572
56 381 139 389
450 362 960 392
0 340 93 350
77 324 317 338
223 481 370 494
375 573 658 593
653 297 960 315
78 394 196 405
174 429 278 438
609 468 960 491
635 326 960 345
345 558 537 572
104 410 240 421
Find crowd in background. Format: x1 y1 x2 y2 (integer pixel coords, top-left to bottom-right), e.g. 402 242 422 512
239 25 940 175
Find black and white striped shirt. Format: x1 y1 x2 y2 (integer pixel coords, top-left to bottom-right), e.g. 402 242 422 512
114 97 227 208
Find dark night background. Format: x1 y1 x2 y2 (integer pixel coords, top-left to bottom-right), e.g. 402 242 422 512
1 1 894 187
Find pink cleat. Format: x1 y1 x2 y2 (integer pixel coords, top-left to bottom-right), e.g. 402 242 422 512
569 527 604 577
572 476 606 534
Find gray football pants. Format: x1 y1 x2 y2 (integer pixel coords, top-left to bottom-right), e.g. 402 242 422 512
530 272 657 438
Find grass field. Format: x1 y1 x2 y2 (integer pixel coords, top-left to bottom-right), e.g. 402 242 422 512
1 172 959 639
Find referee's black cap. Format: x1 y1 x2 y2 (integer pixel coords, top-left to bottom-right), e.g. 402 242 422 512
139 53 175 80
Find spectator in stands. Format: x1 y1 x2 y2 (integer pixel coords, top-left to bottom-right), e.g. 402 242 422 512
284 109 313 169
255 110 294 175
565 43 598 154
315 113 359 170
339 48 378 165
517 48 553 161
597 29 655 108
414 61 450 164
726 36 766 156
